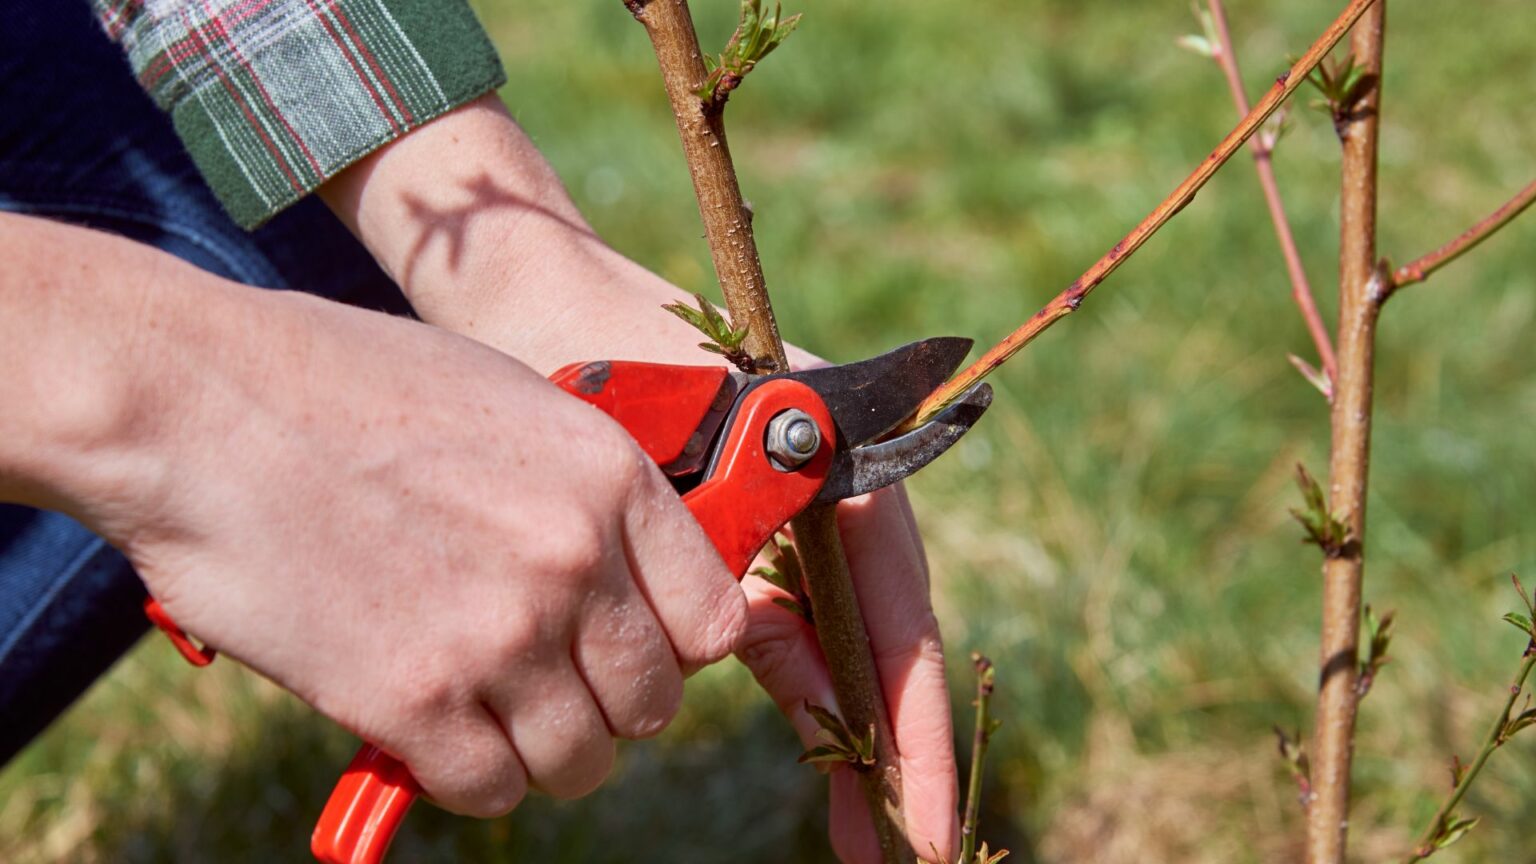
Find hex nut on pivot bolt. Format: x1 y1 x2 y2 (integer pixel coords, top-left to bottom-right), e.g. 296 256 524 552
765 409 821 471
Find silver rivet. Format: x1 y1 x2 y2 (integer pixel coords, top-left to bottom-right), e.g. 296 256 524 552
765 409 821 470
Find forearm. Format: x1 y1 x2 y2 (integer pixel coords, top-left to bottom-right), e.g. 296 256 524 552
318 94 777 373
0 214 235 532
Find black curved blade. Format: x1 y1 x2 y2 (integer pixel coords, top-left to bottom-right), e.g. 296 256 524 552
815 383 993 503
786 336 973 447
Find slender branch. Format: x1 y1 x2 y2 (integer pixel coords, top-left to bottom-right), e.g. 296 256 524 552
959 654 997 864
1403 645 1536 862
1306 4 1386 864
624 3 910 860
624 0 786 373
1206 0 1338 390
901 0 1379 431
1389 177 1536 293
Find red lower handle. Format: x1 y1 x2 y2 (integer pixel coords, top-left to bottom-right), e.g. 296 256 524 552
311 745 421 864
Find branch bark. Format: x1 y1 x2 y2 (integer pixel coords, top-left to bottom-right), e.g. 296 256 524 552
902 0 1379 431
1206 0 1338 390
624 2 910 860
1389 177 1536 293
1306 4 1386 864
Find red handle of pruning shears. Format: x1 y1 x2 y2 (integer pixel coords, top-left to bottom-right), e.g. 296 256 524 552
311 365 834 864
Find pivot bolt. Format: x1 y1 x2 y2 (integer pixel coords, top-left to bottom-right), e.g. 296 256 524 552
765 409 821 471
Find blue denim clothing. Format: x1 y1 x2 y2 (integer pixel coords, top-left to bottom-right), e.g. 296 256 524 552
0 2 412 763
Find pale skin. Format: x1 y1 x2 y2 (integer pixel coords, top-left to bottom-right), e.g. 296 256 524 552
0 94 957 862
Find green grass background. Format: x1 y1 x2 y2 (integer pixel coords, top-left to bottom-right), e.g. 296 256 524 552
5 0 1535 860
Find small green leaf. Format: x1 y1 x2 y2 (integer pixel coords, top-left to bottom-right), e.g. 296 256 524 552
662 299 707 330
1289 462 1350 556
1513 572 1535 618
1176 34 1213 57
797 745 854 765
813 727 844 748
805 702 848 737
770 597 806 618
979 843 1011 864
1504 709 1536 739
1502 612 1534 638
751 563 792 594
1434 815 1479 850
851 723 876 765
1287 353 1331 398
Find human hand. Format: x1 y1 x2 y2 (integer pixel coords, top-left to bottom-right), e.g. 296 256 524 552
320 95 958 860
737 488 959 864
17 234 748 818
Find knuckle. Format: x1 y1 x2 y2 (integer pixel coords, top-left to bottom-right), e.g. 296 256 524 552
491 615 546 667
417 723 527 818
589 424 649 492
543 735 616 800
683 584 748 667
460 763 528 819
874 614 946 667
399 655 464 723
529 511 608 580
735 626 797 696
618 666 683 740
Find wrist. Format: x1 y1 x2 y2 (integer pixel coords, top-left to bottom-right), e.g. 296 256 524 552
0 217 181 525
316 94 819 374
318 95 597 324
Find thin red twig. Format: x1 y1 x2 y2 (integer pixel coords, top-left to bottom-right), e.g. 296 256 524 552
904 0 1379 429
1389 177 1536 293
1207 0 1338 391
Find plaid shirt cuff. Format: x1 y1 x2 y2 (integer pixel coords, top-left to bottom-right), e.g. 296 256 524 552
95 0 506 229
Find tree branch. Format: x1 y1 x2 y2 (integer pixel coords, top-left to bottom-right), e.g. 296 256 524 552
1306 4 1386 863
901 0 1379 431
1388 177 1536 293
958 654 997 864
623 2 910 860
1206 0 1338 392
625 0 786 373
1402 642 1536 862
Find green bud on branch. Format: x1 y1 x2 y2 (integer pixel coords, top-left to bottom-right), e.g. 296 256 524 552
1288 462 1353 558
661 292 757 372
798 701 876 771
698 0 801 113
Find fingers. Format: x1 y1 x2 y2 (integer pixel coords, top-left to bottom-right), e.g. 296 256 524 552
485 654 616 800
622 457 748 672
838 487 960 862
397 707 530 819
736 572 884 864
736 572 838 739
573 582 685 739
830 770 884 864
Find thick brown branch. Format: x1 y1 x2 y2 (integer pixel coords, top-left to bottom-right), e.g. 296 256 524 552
1389 177 1536 293
627 0 786 373
1306 5 1386 864
625 2 910 860
1207 0 1338 390
903 0 1379 430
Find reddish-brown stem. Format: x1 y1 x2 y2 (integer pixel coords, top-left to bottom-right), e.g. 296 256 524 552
901 0 1378 431
1207 0 1338 391
624 2 909 861
1389 177 1536 293
1306 4 1386 864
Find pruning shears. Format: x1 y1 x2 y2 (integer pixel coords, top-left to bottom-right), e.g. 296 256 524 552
142 336 992 864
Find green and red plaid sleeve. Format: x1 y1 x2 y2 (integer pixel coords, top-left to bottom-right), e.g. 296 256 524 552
92 0 506 228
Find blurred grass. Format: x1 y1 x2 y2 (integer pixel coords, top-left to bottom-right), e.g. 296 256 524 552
6 0 1536 861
